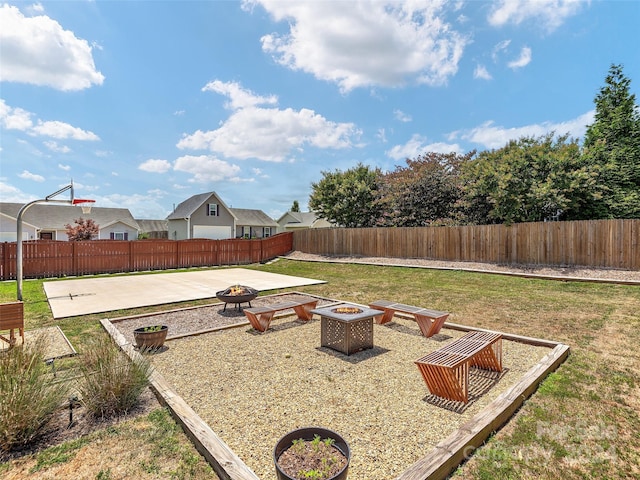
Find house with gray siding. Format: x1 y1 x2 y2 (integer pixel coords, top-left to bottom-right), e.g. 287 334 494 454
166 192 278 240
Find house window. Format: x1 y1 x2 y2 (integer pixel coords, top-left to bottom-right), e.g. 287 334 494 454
110 232 128 240
264 227 271 238
207 203 219 216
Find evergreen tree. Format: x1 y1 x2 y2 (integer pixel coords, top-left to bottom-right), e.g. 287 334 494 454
583 64 640 218
291 200 300 212
460 134 593 224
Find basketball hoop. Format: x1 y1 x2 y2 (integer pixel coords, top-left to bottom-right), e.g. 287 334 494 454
72 199 95 214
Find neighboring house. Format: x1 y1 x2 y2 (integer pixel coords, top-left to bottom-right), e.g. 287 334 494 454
166 192 278 240
136 219 169 239
276 211 332 233
0 203 140 241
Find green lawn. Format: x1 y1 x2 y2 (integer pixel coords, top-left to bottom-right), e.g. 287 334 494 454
1 259 639 479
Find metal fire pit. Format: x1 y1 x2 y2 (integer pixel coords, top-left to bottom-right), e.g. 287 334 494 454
311 303 381 355
216 285 258 312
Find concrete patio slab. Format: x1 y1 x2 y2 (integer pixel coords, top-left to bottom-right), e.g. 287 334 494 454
43 268 325 319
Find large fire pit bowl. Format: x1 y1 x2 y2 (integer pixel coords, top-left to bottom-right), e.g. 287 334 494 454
216 285 258 312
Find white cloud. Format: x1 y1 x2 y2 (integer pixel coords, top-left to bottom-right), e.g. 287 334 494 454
31 120 99 140
173 155 242 183
1 100 99 141
474 64 492 80
58 163 71 171
18 170 45 182
96 193 169 219
488 0 586 32
0 181 34 203
247 0 467 92
491 40 511 62
138 159 172 173
386 133 461 160
202 80 278 110
0 100 33 130
252 167 268 179
394 109 412 122
44 140 71 153
0 4 104 90
456 111 595 149
179 80 360 161
507 46 532 69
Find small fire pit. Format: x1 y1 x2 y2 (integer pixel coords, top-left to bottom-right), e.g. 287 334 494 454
216 285 258 312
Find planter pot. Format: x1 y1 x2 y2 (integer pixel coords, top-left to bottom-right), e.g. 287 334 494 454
274 427 350 480
133 325 168 350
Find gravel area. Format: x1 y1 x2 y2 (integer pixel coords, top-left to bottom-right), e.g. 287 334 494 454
112 293 552 479
282 251 640 283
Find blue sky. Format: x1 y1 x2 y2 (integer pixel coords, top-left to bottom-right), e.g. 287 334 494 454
1 0 639 220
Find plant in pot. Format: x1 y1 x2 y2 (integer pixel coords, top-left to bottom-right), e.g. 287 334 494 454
133 325 168 351
274 427 350 480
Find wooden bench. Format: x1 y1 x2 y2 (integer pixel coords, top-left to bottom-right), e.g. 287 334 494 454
0 301 25 348
243 299 319 332
414 331 503 403
368 300 449 338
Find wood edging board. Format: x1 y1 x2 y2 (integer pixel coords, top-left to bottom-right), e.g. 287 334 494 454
102 312 570 480
100 319 261 480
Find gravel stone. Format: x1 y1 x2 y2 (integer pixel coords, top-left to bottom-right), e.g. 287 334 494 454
113 291 551 479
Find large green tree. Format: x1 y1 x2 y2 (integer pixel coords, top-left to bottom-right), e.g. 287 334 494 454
309 163 383 227
460 134 595 224
582 64 640 218
379 152 471 226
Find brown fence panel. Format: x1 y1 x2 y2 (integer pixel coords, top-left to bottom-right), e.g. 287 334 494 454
22 241 74 278
217 239 257 265
131 240 179 271
73 241 131 275
292 219 639 270
176 240 219 268
261 233 293 260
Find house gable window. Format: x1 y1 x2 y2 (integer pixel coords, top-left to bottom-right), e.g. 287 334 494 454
207 203 219 216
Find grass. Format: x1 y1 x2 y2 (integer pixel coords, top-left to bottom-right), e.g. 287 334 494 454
1 259 639 479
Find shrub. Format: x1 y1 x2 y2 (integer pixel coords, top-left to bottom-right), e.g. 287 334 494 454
77 334 152 419
0 340 71 452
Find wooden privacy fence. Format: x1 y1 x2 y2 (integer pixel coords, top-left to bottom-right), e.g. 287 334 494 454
292 219 639 270
0 232 293 281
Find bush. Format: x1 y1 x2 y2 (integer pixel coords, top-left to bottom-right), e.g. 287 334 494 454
77 334 152 419
0 340 71 452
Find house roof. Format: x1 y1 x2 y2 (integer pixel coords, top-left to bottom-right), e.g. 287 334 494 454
166 192 277 227
0 203 140 231
136 219 168 232
230 208 278 227
166 192 230 220
277 211 322 228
